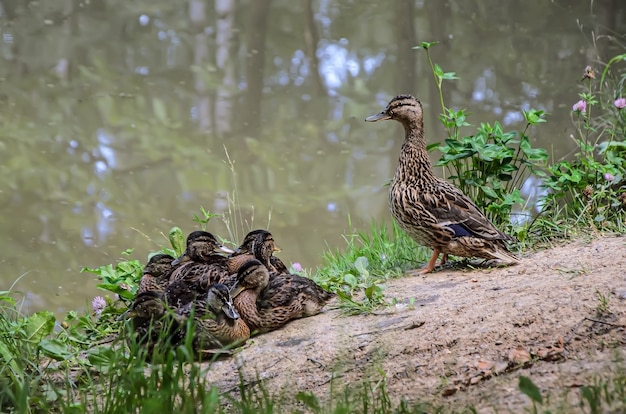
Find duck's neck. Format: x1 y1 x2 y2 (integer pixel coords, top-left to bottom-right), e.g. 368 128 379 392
217 314 251 342
233 291 263 331
396 121 436 181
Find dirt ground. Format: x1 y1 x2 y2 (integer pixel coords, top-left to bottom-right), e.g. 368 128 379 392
202 235 626 412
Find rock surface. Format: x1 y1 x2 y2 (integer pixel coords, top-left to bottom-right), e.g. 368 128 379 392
202 236 626 412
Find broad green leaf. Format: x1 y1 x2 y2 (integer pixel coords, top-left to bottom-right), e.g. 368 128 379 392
518 375 543 404
117 261 142 278
480 186 498 199
87 346 118 373
523 109 547 125
354 256 369 275
343 274 358 287
426 142 440 152
520 136 548 160
23 311 55 343
0 341 23 380
365 284 382 300
82 264 116 282
97 283 134 300
168 226 185 257
39 339 73 361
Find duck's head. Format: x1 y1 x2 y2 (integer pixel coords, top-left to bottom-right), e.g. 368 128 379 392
206 283 239 320
173 231 234 265
229 258 270 299
235 229 281 263
143 253 175 279
118 291 167 320
365 94 423 126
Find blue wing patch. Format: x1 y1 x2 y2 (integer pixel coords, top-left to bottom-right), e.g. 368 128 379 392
446 223 472 238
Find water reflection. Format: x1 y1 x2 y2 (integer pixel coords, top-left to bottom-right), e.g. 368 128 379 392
0 0 624 315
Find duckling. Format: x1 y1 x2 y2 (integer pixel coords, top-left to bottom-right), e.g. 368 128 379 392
227 229 288 274
365 94 520 273
229 259 335 334
166 231 233 308
137 253 175 295
177 283 250 350
119 291 187 352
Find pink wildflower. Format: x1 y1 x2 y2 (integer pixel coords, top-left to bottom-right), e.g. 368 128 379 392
92 296 106 316
290 262 303 273
614 98 626 109
604 172 615 182
572 100 586 113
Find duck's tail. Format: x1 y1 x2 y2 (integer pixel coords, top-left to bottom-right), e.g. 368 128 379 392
489 241 521 264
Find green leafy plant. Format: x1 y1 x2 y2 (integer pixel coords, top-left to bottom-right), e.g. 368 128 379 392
81 251 144 301
414 41 549 230
316 219 429 314
0 291 76 412
192 207 223 231
541 59 626 231
334 256 386 315
81 226 185 301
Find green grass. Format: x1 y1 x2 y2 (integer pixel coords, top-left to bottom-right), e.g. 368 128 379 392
518 369 626 414
0 288 450 413
313 219 430 315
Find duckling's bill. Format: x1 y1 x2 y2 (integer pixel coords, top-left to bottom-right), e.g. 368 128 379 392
217 245 235 254
222 301 240 319
229 283 246 299
172 252 191 266
116 308 137 321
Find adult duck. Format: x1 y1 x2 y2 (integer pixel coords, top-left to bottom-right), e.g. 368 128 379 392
365 94 519 273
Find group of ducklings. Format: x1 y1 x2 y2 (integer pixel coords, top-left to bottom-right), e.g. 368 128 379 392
120 229 335 358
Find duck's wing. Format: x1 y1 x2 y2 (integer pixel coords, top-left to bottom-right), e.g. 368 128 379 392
269 256 289 274
261 273 334 309
426 181 512 241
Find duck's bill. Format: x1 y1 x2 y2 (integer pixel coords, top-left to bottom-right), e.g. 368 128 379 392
365 112 391 122
116 308 137 321
222 302 240 320
172 252 191 266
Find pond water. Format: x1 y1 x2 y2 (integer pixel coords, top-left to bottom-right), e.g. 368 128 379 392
1 0 624 315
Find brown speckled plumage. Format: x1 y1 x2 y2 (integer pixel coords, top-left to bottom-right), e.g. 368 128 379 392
366 94 519 273
166 231 232 308
121 291 186 352
229 259 334 334
137 254 175 295
227 229 288 275
177 283 250 349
